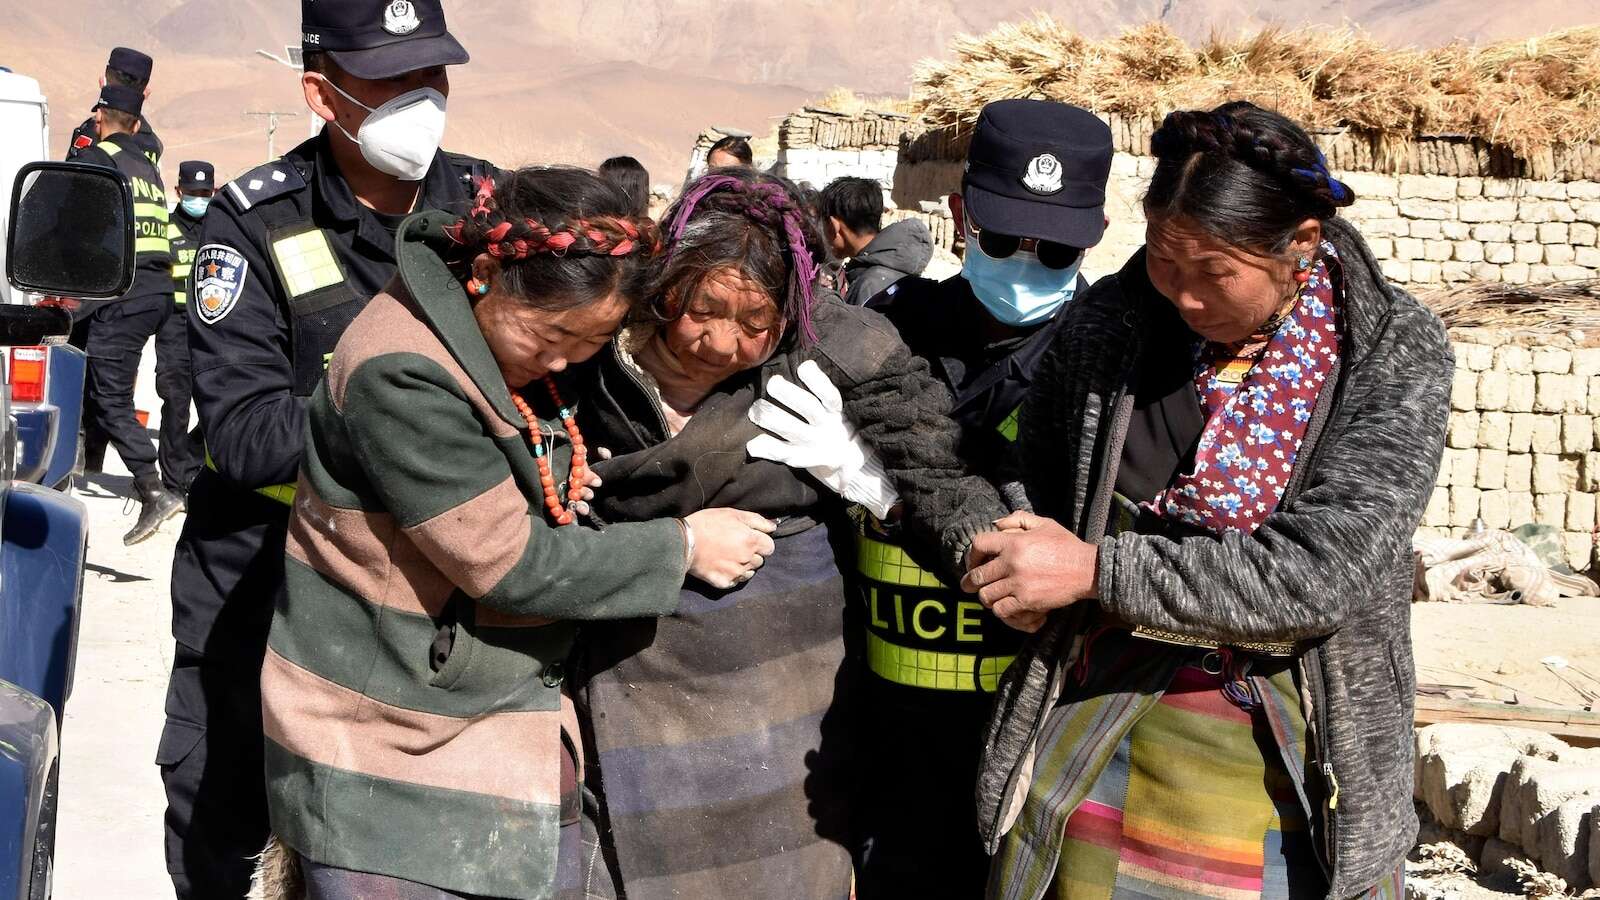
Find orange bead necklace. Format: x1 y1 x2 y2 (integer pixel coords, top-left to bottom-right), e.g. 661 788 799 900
510 377 587 526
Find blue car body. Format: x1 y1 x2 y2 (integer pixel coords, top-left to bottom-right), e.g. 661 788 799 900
0 359 88 899
0 480 87 718
0 682 57 900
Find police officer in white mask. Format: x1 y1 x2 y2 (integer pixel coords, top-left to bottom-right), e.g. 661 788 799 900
160 3 496 896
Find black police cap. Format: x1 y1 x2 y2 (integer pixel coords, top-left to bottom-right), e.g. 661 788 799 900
302 0 469 80
93 83 143 117
107 47 153 83
962 99 1114 249
178 160 215 192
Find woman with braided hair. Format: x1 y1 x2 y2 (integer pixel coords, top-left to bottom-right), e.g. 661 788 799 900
569 169 1007 898
964 101 1450 899
257 167 781 900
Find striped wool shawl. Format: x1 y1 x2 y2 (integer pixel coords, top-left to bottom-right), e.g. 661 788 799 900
263 211 690 900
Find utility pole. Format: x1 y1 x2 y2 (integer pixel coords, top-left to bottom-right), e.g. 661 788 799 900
245 110 300 162
255 46 320 139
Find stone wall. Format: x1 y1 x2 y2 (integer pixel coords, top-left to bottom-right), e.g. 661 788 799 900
1415 723 1600 892
769 109 1600 290
1422 331 1600 574
773 108 906 190
999 158 1600 289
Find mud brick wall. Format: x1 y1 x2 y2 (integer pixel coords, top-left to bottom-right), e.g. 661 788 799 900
1422 330 1600 574
771 109 907 193
770 109 1600 289
1081 165 1600 288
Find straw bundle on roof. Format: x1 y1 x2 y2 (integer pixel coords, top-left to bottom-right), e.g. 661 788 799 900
1416 279 1600 331
910 18 1600 163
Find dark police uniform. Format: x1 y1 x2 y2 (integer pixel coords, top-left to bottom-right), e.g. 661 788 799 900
68 47 164 164
851 99 1113 899
73 125 174 489
848 278 1052 900
158 160 211 497
69 113 162 164
160 132 492 899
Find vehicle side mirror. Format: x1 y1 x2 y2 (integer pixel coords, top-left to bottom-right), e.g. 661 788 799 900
7 161 136 300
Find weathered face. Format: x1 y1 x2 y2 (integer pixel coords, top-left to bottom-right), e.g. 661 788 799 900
1144 215 1316 344
471 259 628 388
658 266 784 388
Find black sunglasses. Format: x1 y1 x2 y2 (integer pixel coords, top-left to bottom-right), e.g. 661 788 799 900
971 224 1083 271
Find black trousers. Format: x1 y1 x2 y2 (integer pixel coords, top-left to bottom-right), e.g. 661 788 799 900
853 693 995 900
157 642 272 900
69 318 110 470
85 295 169 482
153 302 201 494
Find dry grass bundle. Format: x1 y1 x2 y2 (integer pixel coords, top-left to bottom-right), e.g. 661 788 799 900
807 87 915 116
910 19 1600 163
1416 279 1600 331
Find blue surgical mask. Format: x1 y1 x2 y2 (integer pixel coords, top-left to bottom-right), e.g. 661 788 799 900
180 195 211 218
961 226 1083 327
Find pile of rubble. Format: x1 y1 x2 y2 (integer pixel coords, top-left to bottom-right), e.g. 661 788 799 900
1415 723 1600 892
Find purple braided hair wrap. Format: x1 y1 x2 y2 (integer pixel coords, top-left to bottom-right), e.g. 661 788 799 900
666 174 820 344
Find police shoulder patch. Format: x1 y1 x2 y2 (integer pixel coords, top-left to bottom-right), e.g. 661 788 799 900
193 244 250 325
223 161 307 212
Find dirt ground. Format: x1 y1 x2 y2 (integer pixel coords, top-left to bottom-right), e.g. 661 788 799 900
1411 596 1600 709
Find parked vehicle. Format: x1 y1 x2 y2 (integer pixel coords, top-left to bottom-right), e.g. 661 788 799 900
0 156 136 900
0 68 87 492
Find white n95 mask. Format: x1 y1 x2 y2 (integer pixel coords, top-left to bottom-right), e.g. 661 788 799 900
324 79 447 182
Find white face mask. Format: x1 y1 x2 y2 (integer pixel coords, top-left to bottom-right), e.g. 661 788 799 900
322 78 447 182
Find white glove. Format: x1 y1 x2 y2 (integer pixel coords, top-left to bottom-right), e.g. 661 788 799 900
746 360 901 519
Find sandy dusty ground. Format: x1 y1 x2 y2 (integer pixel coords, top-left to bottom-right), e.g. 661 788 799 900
53 473 181 899
49 339 177 898
1411 596 1600 709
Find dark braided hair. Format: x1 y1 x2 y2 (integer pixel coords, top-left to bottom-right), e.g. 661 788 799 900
1146 101 1357 255
650 170 827 344
443 166 661 312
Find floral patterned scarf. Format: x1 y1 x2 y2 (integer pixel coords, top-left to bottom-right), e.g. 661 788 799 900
1149 241 1342 535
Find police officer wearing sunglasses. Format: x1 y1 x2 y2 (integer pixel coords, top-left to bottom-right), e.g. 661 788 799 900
853 99 1113 898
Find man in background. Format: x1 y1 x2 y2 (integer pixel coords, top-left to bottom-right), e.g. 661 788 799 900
72 83 185 544
159 159 213 503
68 47 163 164
819 176 932 306
706 134 754 168
599 155 650 217
68 47 162 474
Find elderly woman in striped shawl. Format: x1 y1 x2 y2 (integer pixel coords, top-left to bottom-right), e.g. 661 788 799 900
570 169 1006 898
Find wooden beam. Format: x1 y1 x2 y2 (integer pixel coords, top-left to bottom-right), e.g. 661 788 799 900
1415 695 1600 748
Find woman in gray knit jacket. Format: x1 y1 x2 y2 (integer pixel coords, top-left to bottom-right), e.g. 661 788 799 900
962 102 1452 900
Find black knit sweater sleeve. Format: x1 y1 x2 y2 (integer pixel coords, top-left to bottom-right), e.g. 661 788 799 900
806 299 1006 578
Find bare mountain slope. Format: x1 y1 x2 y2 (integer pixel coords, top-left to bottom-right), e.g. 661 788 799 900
0 0 1589 191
